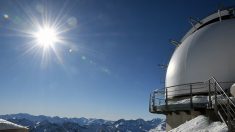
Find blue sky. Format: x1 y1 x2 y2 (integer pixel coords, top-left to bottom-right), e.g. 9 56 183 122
0 0 234 120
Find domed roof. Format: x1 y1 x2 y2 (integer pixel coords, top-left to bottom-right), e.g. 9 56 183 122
165 8 235 97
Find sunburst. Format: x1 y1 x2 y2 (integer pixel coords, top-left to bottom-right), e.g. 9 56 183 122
33 25 59 49
2 1 78 68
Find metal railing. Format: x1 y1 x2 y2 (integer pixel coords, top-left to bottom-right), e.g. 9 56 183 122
149 82 207 113
206 77 235 131
149 79 235 113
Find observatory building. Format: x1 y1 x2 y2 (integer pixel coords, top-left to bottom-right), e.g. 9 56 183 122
149 8 235 131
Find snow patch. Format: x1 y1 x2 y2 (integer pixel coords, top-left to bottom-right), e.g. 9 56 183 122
168 96 208 104
169 115 227 132
168 95 235 105
149 121 166 132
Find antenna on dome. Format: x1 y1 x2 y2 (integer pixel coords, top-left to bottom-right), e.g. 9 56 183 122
169 39 181 47
218 9 222 22
217 4 224 22
189 17 202 29
158 64 168 70
157 64 167 84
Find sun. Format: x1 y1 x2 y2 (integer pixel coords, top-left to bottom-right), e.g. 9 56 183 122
34 26 59 49
13 2 78 67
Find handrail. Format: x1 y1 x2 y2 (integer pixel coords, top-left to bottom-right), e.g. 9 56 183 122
149 77 235 111
150 82 209 111
210 77 235 106
207 77 235 131
154 81 234 93
165 82 204 89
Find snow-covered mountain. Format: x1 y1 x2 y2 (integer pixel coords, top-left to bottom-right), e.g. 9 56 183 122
0 113 166 132
149 120 166 132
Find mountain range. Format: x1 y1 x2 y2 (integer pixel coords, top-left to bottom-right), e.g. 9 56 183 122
0 113 165 132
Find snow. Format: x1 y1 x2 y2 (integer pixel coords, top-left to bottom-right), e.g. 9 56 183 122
168 95 235 105
149 121 166 132
0 119 27 130
115 124 119 128
169 115 227 132
168 96 208 104
210 95 235 105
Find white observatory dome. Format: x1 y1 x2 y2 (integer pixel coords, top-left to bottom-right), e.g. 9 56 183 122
165 9 235 97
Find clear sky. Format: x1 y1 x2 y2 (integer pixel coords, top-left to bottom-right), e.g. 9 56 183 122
0 0 234 120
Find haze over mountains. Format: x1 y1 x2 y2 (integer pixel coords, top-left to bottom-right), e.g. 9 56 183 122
0 113 165 132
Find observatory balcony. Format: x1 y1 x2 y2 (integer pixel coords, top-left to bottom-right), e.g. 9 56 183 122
149 82 208 114
149 80 234 114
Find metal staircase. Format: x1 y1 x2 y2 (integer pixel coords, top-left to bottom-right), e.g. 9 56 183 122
207 77 235 132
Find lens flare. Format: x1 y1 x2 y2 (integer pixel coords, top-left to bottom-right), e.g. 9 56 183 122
33 26 59 49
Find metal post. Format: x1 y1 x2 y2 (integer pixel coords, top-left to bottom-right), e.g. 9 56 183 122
208 80 212 108
227 98 232 131
165 88 168 107
149 93 152 112
153 92 155 110
218 9 222 22
214 83 218 112
190 84 193 108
